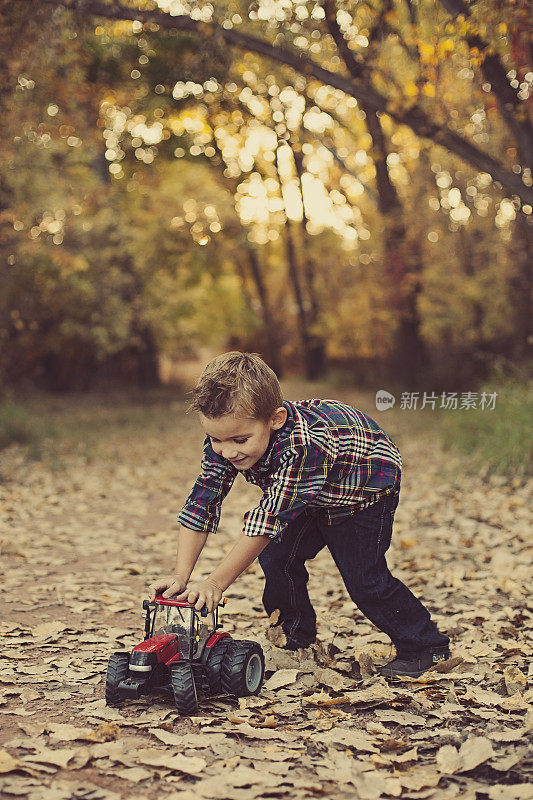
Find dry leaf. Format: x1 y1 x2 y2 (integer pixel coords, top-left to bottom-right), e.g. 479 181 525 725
0 749 20 774
316 727 377 753
114 766 153 782
24 746 92 770
503 666 527 695
487 786 533 800
458 736 494 771
436 744 462 774
374 709 426 726
263 669 299 690
305 690 350 706
358 652 376 679
428 656 464 673
134 749 207 774
31 622 68 639
46 722 119 744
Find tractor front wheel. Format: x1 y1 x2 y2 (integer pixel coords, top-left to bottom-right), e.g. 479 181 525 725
170 663 198 715
105 652 130 706
221 641 265 698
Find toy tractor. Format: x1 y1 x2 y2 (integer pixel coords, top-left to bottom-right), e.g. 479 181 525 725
105 594 265 715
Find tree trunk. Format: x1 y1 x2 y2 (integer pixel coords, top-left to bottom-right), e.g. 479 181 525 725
509 214 533 361
292 144 327 378
323 3 428 384
134 324 161 388
275 145 317 379
242 246 284 377
381 211 429 385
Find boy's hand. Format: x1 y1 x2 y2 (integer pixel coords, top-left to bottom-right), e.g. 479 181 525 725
147 575 188 602
173 578 223 613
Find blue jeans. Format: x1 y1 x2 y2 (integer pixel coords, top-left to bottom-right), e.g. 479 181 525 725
258 484 450 656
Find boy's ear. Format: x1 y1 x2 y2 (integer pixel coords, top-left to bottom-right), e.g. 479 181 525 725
271 406 287 430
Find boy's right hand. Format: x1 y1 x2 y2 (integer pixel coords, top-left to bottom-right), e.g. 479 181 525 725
147 575 188 602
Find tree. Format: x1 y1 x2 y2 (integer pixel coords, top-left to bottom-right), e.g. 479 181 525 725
39 0 533 205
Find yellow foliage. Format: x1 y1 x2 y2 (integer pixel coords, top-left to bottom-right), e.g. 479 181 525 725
404 82 419 98
422 83 436 97
438 39 455 59
419 42 435 65
109 21 137 37
49 250 89 276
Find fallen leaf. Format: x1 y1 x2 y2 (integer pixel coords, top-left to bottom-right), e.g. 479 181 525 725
134 749 207 774
315 727 377 752
503 666 527 695
459 736 494 772
436 744 462 774
114 766 153 782
263 669 299 690
0 749 20 774
374 709 426 726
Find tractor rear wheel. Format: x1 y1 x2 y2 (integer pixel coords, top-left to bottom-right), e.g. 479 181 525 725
221 641 265 698
105 652 130 706
203 638 231 695
170 663 198 715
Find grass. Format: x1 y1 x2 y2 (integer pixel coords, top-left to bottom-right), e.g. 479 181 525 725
423 377 533 478
0 386 189 467
0 398 56 459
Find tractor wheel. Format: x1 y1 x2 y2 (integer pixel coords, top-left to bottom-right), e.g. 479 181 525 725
221 641 265 698
203 638 231 695
170 663 198 716
105 652 130 706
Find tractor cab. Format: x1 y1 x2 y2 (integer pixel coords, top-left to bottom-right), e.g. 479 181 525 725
143 596 219 660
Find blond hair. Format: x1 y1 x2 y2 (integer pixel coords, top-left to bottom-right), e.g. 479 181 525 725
188 352 283 420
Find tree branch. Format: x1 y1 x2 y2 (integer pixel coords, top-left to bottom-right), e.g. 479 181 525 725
37 0 533 204
437 0 533 170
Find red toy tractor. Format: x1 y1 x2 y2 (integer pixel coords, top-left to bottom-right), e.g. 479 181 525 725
105 594 265 715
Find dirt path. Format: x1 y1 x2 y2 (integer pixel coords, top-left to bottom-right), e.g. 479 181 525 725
0 380 531 800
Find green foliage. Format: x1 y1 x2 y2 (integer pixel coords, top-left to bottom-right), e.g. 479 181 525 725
433 376 533 477
0 399 55 457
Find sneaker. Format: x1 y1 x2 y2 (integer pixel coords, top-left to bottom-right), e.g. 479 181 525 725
380 650 451 678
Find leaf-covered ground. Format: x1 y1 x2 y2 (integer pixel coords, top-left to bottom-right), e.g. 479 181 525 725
0 381 531 800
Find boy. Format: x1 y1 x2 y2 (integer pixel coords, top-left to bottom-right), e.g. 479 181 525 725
148 352 450 678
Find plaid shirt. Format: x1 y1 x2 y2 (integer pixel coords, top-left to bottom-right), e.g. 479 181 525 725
177 399 402 542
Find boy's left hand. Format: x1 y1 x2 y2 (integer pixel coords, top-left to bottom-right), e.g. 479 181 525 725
174 577 223 612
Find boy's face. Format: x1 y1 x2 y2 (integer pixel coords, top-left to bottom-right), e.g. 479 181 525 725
199 406 287 470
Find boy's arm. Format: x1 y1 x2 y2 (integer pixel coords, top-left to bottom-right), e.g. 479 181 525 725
177 436 237 533
173 534 271 611
149 438 238 601
147 525 208 601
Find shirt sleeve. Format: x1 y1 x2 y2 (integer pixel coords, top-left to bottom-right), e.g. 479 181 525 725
243 445 333 542
177 437 237 534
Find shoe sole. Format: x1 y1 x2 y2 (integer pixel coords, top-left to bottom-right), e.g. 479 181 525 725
381 660 451 679
380 668 426 678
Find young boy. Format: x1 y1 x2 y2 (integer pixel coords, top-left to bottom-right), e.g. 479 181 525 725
148 352 450 678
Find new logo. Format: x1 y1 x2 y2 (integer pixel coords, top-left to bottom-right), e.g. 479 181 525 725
375 390 396 411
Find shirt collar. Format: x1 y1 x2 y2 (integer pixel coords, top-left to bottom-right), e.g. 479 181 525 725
250 401 294 473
